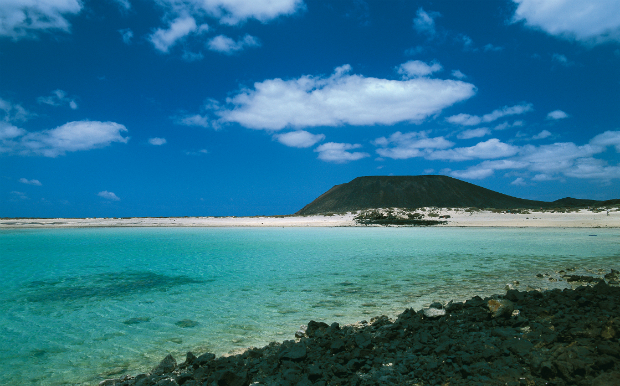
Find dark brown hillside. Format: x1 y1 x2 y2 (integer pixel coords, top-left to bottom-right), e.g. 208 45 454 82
296 175 597 215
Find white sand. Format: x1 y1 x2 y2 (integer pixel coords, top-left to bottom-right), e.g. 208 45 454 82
1 208 618 228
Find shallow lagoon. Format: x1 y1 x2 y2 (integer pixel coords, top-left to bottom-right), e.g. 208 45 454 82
1 227 618 385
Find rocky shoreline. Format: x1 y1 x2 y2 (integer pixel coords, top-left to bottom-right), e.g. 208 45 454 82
100 271 620 386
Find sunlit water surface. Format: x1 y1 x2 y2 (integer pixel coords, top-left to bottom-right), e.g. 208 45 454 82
1 227 618 385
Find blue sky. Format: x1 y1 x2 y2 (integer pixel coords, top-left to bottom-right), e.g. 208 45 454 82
1 0 620 217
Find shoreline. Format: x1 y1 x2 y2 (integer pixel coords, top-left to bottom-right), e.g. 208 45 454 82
99 271 620 386
1 207 619 228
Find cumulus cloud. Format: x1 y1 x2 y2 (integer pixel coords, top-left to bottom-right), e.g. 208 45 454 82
315 142 369 163
148 137 167 145
217 64 476 130
532 130 552 140
0 0 82 39
427 138 519 161
590 130 620 152
451 70 467 79
0 122 26 140
175 113 211 128
413 7 439 37
207 34 260 54
547 110 568 120
512 0 620 45
446 103 533 126
446 131 620 180
37 90 78 110
182 0 304 26
274 130 325 148
552 53 575 66
484 43 503 52
1 120 129 157
19 178 42 186
511 177 527 186
98 191 120 201
0 98 34 123
396 60 442 78
147 0 303 53
113 0 131 11
149 15 198 53
457 127 491 139
374 131 454 160
119 28 134 44
11 191 28 200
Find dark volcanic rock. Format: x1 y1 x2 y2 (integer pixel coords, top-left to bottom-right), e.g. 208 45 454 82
99 279 620 386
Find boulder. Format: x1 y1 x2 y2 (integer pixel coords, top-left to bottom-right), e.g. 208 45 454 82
487 298 514 318
422 308 446 319
279 343 307 361
152 354 176 376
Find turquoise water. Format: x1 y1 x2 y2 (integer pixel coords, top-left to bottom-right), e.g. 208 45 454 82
1 227 619 385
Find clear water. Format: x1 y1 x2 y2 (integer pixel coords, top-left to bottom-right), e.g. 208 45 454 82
1 227 618 385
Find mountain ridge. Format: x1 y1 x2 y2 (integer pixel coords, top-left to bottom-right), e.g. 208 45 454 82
296 175 607 215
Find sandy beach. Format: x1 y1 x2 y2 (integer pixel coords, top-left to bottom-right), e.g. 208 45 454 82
1 207 619 228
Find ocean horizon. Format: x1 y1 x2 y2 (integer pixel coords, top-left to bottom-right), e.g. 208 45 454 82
1 227 618 385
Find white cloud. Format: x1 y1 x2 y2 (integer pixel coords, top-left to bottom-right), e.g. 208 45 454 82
450 167 495 180
446 103 533 126
0 98 34 123
37 90 78 110
0 121 26 140
511 177 527 186
404 45 425 55
447 131 620 181
98 191 120 201
2 120 129 157
274 130 325 148
547 110 568 120
175 113 211 128
119 28 133 44
11 191 28 200
532 173 557 182
532 130 552 140
19 178 42 186
195 0 304 25
427 138 519 161
148 137 167 145
484 43 503 52
552 53 574 66
207 34 260 54
113 0 131 11
182 50 204 61
374 131 454 160
218 64 476 130
457 127 491 139
451 70 466 79
185 149 209 156
315 142 369 163
512 0 620 45
413 7 439 37
0 0 82 39
396 60 442 78
446 113 483 126
590 130 620 152
149 15 198 53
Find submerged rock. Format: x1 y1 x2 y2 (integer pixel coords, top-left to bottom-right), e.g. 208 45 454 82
98 280 620 386
174 319 199 328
